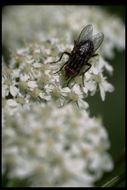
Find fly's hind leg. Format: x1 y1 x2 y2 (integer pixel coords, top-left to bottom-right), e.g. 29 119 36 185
92 53 98 58
54 63 67 74
81 63 91 87
81 53 98 84
66 76 76 87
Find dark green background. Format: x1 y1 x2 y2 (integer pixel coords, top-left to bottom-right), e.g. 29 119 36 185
88 6 125 187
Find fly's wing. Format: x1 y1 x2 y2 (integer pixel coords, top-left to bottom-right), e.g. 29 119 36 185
92 32 104 52
77 24 93 43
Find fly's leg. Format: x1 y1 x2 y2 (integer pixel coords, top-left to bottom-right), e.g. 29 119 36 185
81 74 85 87
49 51 71 74
81 63 91 87
92 53 98 58
66 77 74 86
49 51 71 64
80 54 98 78
54 63 67 74
81 54 98 81
79 63 91 95
66 75 77 87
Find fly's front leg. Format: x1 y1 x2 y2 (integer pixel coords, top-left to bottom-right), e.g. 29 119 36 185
49 51 71 64
50 51 71 74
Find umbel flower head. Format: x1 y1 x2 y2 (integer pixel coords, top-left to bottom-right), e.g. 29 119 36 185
2 38 114 109
2 102 113 187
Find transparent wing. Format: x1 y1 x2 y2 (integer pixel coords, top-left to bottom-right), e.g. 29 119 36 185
77 24 93 43
92 32 104 52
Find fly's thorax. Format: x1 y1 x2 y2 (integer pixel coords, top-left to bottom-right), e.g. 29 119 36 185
79 40 94 57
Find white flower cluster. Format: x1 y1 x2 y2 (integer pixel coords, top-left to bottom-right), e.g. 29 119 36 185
2 6 125 59
2 40 114 109
2 103 113 187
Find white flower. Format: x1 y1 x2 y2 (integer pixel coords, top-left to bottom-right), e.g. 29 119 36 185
4 99 21 115
91 56 114 75
6 99 19 107
2 70 19 98
20 73 30 81
16 48 29 55
98 74 114 101
2 103 113 187
10 85 19 97
2 84 9 97
12 69 20 79
33 62 41 68
27 81 38 89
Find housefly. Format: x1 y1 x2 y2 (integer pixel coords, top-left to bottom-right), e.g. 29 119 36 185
50 24 104 86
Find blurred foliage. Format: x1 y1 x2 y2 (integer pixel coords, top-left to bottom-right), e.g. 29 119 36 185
2 170 30 187
88 50 125 162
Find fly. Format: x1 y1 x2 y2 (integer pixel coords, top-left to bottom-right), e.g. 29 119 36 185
50 24 104 86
